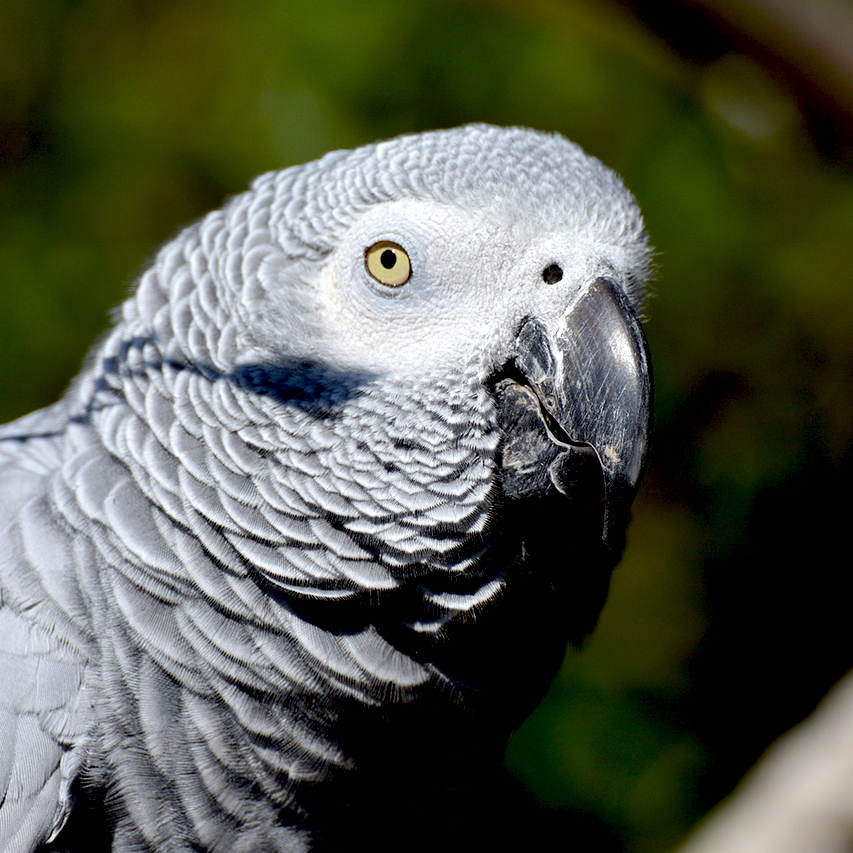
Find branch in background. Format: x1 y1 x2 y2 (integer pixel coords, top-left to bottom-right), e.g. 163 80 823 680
678 668 853 853
616 0 853 161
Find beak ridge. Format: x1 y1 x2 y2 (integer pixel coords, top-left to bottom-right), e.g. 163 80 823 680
511 278 652 547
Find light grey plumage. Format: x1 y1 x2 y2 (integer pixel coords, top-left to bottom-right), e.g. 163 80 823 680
0 125 652 852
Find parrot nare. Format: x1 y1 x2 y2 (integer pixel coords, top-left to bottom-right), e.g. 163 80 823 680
0 124 652 853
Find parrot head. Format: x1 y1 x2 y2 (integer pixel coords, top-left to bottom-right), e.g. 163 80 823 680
230 123 651 572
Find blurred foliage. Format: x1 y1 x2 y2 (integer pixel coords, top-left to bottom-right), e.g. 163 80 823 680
2 1 852 851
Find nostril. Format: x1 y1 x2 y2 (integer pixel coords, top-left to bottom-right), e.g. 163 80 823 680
542 264 563 285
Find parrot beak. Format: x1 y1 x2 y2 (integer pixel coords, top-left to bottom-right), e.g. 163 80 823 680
497 278 652 553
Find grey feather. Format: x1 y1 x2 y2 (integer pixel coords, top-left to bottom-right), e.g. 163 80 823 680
0 124 652 852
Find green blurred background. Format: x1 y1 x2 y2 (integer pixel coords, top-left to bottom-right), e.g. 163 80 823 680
2 1 852 850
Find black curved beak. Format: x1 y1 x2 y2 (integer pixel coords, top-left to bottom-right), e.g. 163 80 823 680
497 278 652 551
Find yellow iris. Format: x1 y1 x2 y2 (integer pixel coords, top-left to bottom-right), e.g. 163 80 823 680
365 241 411 287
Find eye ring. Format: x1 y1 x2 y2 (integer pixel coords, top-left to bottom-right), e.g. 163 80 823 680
365 241 412 287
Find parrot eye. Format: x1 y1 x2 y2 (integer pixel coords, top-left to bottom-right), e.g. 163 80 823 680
365 241 412 287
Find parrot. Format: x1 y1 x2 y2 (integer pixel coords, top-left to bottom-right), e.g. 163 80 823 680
0 124 652 853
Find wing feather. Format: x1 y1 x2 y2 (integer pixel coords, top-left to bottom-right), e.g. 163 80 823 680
0 416 93 851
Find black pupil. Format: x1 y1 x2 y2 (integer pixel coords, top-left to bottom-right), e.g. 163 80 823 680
380 249 397 269
542 263 563 284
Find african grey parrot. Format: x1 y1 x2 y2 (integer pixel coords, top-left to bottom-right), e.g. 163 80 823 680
0 124 652 852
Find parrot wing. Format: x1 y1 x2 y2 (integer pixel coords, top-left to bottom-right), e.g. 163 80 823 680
0 409 93 852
